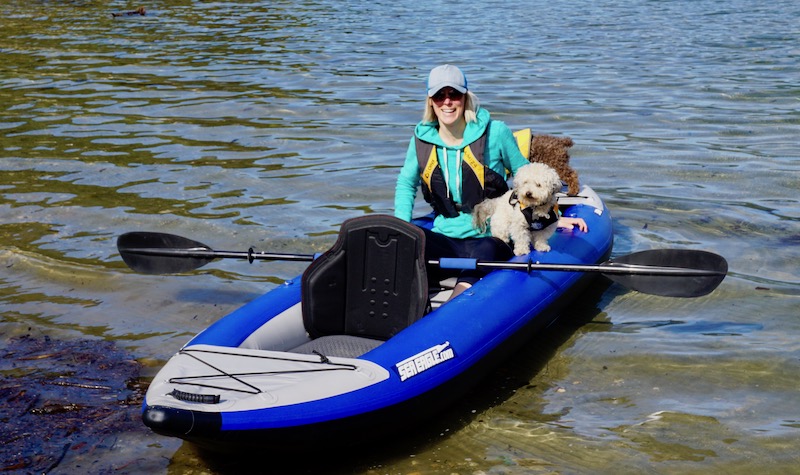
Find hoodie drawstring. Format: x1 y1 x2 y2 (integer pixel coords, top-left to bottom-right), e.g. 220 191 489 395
440 147 461 200
455 149 462 198
440 147 450 198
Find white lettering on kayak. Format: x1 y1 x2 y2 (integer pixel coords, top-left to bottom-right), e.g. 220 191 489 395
396 342 455 382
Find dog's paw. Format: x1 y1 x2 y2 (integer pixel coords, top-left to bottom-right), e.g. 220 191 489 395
513 244 531 256
533 242 551 252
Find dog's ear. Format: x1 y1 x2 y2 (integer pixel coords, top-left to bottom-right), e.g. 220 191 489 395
549 172 563 195
553 179 564 195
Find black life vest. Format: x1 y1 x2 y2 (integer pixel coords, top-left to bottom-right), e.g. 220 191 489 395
415 131 509 218
510 191 560 230
522 206 559 230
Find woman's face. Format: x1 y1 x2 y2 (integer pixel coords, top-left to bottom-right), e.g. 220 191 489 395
430 87 465 127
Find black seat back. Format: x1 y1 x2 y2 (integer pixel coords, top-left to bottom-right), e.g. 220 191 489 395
301 215 428 340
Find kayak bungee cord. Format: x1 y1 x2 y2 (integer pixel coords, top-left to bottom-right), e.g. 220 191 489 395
168 347 358 396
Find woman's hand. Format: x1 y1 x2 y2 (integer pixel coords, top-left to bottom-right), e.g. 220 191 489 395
557 217 588 232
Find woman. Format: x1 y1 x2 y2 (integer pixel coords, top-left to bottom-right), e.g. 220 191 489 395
394 64 585 297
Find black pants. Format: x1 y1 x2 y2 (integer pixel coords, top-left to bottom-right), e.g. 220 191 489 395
420 227 513 285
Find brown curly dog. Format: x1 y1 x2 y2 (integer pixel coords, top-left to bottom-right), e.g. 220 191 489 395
529 134 580 196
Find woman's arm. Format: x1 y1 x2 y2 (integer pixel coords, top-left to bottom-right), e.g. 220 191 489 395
491 121 530 175
394 138 422 222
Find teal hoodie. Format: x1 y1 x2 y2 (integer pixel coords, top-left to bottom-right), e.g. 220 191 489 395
394 108 530 238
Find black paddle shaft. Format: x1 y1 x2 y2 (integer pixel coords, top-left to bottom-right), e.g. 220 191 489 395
117 232 727 297
434 249 727 298
116 232 314 275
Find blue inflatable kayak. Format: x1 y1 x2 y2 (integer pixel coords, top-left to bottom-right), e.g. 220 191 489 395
140 186 613 451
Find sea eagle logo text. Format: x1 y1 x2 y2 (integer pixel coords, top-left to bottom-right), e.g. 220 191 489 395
395 342 455 382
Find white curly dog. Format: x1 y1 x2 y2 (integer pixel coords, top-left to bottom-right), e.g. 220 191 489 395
472 162 588 256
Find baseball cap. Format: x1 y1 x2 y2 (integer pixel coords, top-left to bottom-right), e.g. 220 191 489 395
427 64 468 97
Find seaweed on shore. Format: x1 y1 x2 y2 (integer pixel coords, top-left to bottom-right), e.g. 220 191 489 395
0 335 146 473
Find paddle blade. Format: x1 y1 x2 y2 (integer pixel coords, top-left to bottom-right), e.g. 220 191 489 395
607 249 728 298
117 232 216 274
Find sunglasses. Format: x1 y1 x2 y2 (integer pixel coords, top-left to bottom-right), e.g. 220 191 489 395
431 89 464 102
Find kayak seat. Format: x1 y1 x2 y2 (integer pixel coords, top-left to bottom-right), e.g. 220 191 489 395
301 215 428 341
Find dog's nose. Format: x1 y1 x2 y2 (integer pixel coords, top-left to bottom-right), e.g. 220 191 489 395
525 191 534 199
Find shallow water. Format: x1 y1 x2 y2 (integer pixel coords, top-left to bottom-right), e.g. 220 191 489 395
1 0 798 473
